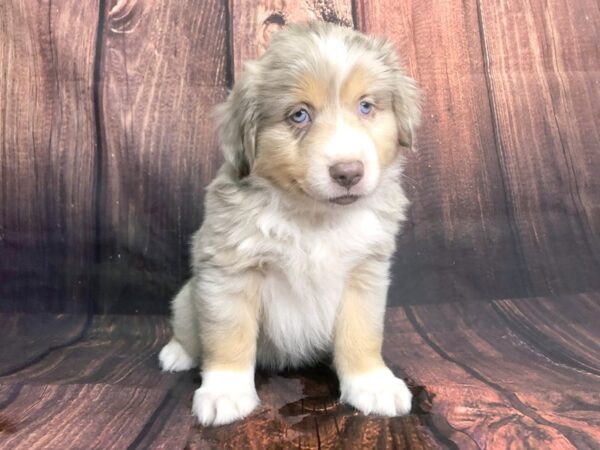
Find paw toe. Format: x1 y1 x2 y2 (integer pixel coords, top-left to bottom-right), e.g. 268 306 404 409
393 380 413 415
375 391 398 416
341 368 413 417
213 396 239 426
191 371 259 426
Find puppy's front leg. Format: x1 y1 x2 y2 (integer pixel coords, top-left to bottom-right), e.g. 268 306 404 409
193 271 261 426
334 260 412 416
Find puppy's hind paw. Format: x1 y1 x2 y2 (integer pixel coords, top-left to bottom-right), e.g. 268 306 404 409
193 369 259 426
340 367 412 417
158 339 196 372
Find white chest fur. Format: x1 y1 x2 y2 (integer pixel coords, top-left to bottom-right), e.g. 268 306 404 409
254 204 387 369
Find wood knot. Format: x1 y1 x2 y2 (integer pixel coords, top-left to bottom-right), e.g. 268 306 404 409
261 11 287 49
107 0 141 34
311 0 353 27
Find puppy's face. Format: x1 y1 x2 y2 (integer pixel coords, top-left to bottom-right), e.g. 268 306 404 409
216 22 420 206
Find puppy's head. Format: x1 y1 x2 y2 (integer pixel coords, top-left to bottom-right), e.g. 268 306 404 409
216 22 420 206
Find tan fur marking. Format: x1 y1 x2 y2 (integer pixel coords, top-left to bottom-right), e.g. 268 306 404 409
292 73 328 111
334 262 388 376
368 110 399 168
340 65 372 106
200 275 261 372
254 127 308 194
341 65 400 170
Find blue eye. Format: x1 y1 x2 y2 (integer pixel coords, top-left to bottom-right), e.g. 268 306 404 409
290 108 310 125
359 100 373 115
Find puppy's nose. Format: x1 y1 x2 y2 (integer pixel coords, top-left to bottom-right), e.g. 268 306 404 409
329 161 364 188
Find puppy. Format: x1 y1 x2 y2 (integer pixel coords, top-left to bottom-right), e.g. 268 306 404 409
159 21 420 426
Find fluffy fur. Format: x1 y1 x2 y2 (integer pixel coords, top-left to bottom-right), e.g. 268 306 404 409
158 21 420 426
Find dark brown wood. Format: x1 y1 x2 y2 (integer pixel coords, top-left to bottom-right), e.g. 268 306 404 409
0 383 194 449
0 0 99 312
0 313 87 377
2 295 599 448
95 0 229 314
477 0 600 295
356 0 531 306
0 314 174 387
403 294 600 449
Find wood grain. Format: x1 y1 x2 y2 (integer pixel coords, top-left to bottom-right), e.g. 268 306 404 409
356 0 530 306
0 383 194 450
0 0 99 312
0 314 177 388
477 0 600 296
0 313 87 377
96 0 229 313
404 294 600 449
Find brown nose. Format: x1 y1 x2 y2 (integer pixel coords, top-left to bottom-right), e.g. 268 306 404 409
329 161 364 188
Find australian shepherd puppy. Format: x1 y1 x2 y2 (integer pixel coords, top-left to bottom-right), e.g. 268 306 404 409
159 21 420 426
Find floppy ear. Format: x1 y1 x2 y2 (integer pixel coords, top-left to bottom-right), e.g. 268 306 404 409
393 73 421 150
377 38 421 149
214 67 259 178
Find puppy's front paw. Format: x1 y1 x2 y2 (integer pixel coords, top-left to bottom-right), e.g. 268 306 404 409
159 339 196 372
193 369 259 426
340 367 412 416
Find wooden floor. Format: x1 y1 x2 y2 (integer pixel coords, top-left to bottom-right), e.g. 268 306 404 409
2 293 599 449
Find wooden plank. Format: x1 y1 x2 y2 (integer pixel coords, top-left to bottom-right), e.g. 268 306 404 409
406 295 600 449
477 0 600 295
0 315 185 389
355 0 529 305
384 306 581 449
0 1 99 312
96 0 229 313
0 313 87 377
494 294 600 374
228 0 353 79
0 383 194 450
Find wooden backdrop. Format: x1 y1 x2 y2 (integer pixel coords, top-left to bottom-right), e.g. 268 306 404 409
1 0 599 315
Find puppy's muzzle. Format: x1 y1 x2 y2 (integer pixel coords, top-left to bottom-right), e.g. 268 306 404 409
329 161 364 188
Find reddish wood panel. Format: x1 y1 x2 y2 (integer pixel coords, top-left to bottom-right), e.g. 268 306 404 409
96 0 229 313
356 0 529 305
0 383 193 449
228 0 353 79
0 315 176 388
478 0 600 295
0 1 99 312
404 294 600 448
0 313 87 377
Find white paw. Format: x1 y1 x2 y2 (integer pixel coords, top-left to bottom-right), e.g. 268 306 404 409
158 339 196 372
340 367 412 416
193 369 259 426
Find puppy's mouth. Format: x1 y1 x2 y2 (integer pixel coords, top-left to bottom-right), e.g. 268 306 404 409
329 195 360 205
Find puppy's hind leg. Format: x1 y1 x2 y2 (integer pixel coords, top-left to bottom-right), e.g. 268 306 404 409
159 280 201 372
